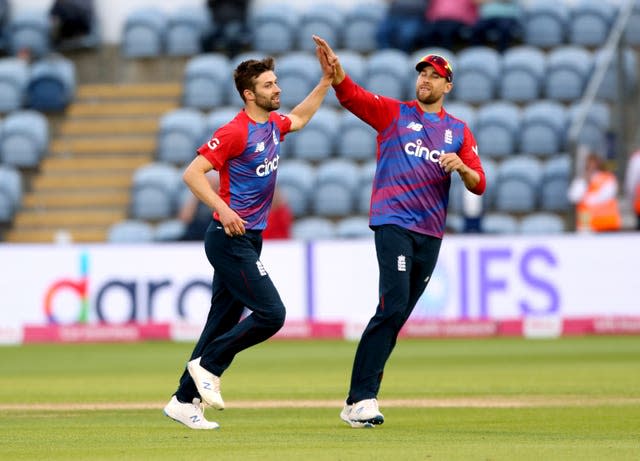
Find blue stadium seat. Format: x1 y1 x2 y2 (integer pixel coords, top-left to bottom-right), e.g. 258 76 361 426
482 212 519 234
523 0 569 48
335 215 372 238
447 173 465 215
335 110 377 161
121 8 167 58
499 46 546 103
154 219 187 241
0 57 28 113
276 52 321 108
166 7 211 56
325 49 366 107
130 162 182 221
568 100 610 155
544 46 593 102
157 108 206 166
0 109 48 168
594 47 638 102
204 106 242 139
250 4 299 54
312 159 359 217
276 160 315 217
520 101 567 157
481 157 497 210
453 47 501 104
444 101 476 132
520 212 565 234
7 10 51 58
296 3 344 52
0 164 22 223
108 220 155 243
624 0 640 46
343 1 387 53
366 49 410 100
182 53 232 110
494 156 542 213
26 56 76 112
356 160 377 214
540 155 571 212
287 107 339 161
474 101 521 159
292 216 336 240
568 0 616 47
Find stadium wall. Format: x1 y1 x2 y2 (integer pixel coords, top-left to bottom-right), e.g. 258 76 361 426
1 234 639 344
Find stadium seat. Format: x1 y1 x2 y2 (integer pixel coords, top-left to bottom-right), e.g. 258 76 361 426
520 212 565 234
523 0 569 48
296 3 344 52
291 216 336 240
0 57 28 113
499 46 546 103
568 100 610 155
343 1 387 53
312 159 359 217
182 53 232 110
130 162 182 221
520 101 567 157
276 160 315 217
482 212 519 234
7 9 51 58
0 164 22 223
624 0 640 46
0 110 49 168
335 216 372 238
445 213 464 233
494 156 542 213
204 106 242 139
444 101 476 132
121 8 167 58
324 49 366 106
366 48 410 101
157 108 206 166
447 173 465 215
540 154 571 212
107 220 155 243
453 47 501 104
356 159 377 214
544 46 593 102
594 47 638 102
26 55 76 112
249 4 299 54
474 101 521 159
335 110 377 161
481 157 497 210
166 6 211 56
568 0 616 47
154 219 187 241
287 107 339 161
276 52 322 108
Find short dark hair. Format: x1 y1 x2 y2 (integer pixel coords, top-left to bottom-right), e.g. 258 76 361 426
234 57 276 102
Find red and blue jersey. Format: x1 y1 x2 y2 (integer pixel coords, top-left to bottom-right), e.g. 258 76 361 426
334 76 486 238
197 109 292 230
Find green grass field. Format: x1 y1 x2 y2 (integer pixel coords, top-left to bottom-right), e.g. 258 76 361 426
1 336 639 460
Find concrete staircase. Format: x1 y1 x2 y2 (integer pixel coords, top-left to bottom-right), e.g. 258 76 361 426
5 82 180 243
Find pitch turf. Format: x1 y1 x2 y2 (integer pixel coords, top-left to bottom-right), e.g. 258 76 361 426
1 337 639 460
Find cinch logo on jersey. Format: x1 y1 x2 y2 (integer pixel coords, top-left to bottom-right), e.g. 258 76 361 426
256 155 279 177
404 139 444 163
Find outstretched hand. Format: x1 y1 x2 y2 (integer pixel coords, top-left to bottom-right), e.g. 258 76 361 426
313 35 345 85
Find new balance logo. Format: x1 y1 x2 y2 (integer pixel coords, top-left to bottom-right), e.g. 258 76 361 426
472 145 479 156
256 260 267 276
407 121 423 132
203 381 212 390
190 415 201 423
255 142 265 152
397 255 406 272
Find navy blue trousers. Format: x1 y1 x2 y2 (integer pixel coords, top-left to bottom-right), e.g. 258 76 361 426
347 224 442 404
175 221 285 403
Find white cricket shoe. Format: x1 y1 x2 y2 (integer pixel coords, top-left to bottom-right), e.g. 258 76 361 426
340 399 384 428
187 357 225 410
163 396 220 430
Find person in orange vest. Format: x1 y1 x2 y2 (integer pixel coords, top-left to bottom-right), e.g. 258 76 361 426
624 148 640 230
568 153 621 232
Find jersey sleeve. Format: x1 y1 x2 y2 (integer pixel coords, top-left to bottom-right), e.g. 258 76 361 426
196 122 247 170
459 125 486 195
272 112 292 141
333 75 399 132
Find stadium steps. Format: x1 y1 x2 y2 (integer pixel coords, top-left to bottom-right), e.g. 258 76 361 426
5 82 179 244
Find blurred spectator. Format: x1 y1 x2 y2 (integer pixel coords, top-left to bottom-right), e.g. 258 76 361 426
49 0 93 46
201 0 250 57
471 0 522 52
421 0 478 50
262 187 293 239
624 147 640 230
462 188 483 233
179 172 218 241
376 0 430 52
568 152 621 233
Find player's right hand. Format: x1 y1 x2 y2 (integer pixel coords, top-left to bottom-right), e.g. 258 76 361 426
218 207 247 237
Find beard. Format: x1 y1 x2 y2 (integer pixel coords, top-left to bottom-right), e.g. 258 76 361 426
254 92 280 112
416 87 443 105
